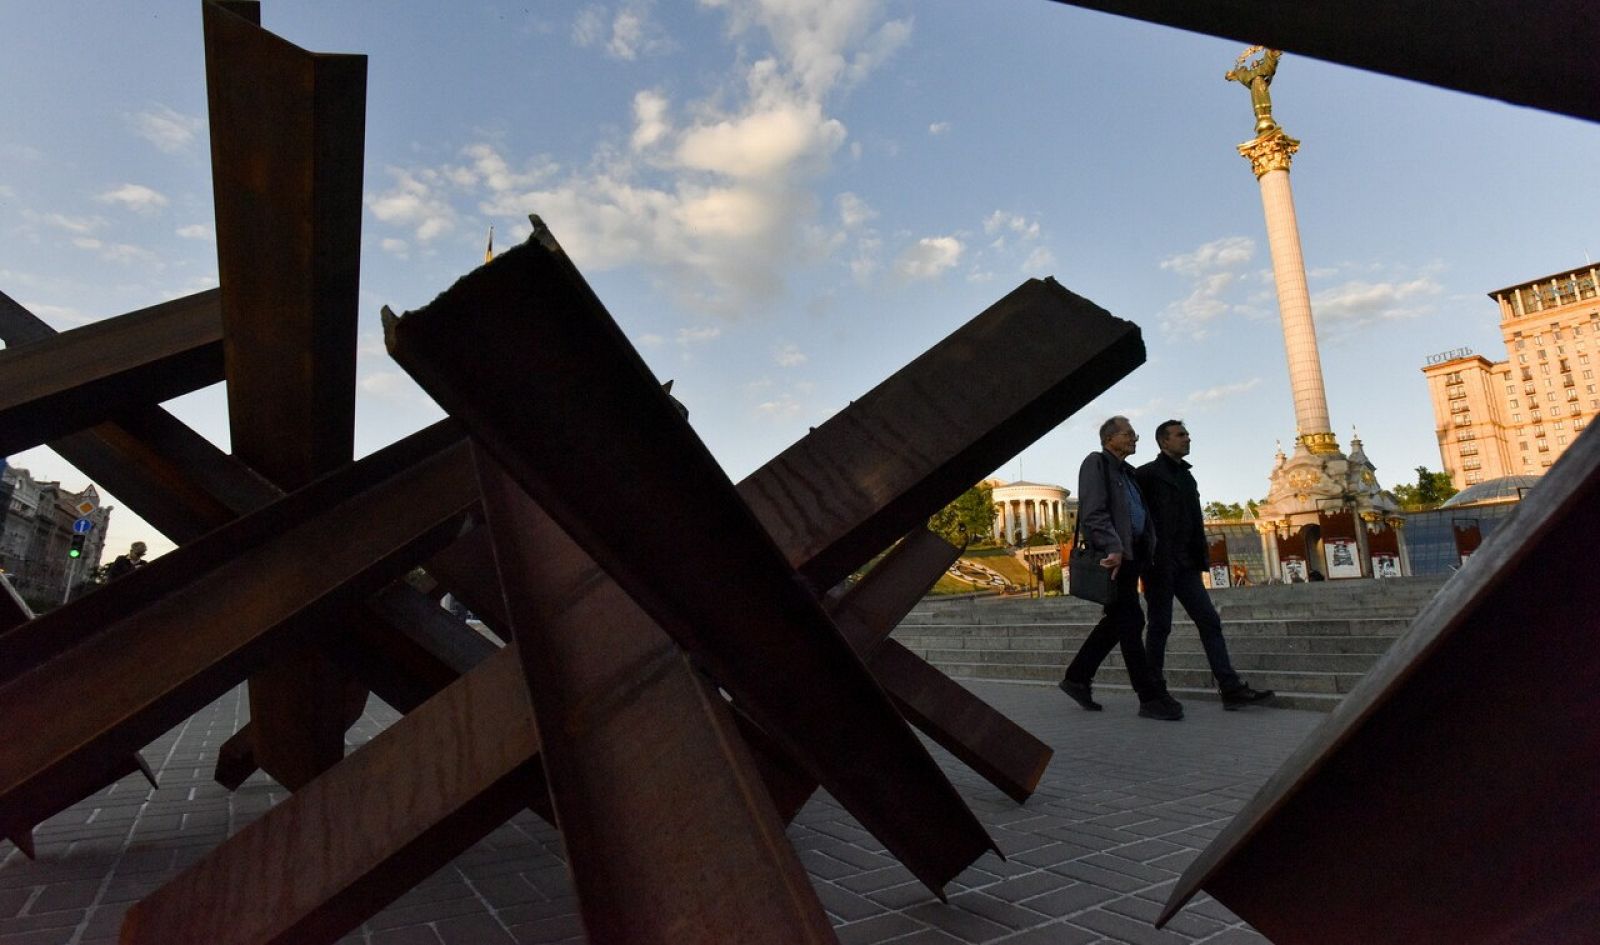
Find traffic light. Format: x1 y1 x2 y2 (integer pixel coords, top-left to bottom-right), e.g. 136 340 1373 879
69 533 85 559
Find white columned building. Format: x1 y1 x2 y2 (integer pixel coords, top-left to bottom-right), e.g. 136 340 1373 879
989 480 1070 546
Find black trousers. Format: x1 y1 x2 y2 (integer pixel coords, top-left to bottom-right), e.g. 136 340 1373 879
1063 560 1163 701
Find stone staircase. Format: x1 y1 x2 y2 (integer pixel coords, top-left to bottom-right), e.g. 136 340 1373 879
893 576 1449 711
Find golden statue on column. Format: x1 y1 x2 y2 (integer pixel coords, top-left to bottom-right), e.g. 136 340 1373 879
1224 48 1405 581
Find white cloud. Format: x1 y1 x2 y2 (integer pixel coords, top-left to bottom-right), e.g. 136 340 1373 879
573 6 606 46
574 2 670 60
1160 236 1255 278
836 192 875 229
850 234 881 282
631 90 671 152
1021 246 1055 273
677 325 722 344
128 105 203 153
675 97 845 180
638 332 666 346
366 167 459 242
928 121 950 135
895 235 963 280
983 211 1039 240
756 392 802 418
774 342 806 367
1159 236 1257 338
70 236 161 267
97 183 169 214
0 185 14 198
1187 378 1262 404
25 211 106 235
1313 276 1442 331
374 0 909 317
380 237 410 257
176 223 213 241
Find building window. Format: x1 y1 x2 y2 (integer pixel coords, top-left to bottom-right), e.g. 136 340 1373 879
1541 364 1551 376
1538 349 1548 360
1569 389 1580 402
1512 413 1522 422
1454 414 1472 426
1582 354 1591 365
1461 459 1482 471
1459 445 1479 456
1578 418 1589 430
1538 439 1549 451
1558 436 1568 446
1519 441 1529 451
1531 408 1542 419
1466 472 1483 485
1515 337 1526 349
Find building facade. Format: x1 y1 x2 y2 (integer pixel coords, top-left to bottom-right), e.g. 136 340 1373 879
1423 265 1600 491
0 463 111 607
988 479 1070 546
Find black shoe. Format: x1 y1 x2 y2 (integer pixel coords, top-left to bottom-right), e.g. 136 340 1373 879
1059 678 1102 711
1139 698 1183 721
1222 684 1276 710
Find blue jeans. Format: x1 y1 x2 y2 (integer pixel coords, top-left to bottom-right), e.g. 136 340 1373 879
1143 565 1242 692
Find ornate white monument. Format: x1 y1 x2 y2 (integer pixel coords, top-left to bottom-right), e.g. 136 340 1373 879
1225 48 1405 580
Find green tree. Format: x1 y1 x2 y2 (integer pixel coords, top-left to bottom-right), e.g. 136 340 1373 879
1391 466 1459 510
928 483 996 546
1202 500 1247 520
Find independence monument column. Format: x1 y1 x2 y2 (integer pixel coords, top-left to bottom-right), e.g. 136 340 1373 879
1228 47 1336 454
1225 47 1403 580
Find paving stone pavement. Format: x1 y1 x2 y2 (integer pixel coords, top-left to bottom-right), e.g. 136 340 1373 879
0 680 1323 944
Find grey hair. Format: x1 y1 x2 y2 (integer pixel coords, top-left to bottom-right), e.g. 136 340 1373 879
1098 415 1129 445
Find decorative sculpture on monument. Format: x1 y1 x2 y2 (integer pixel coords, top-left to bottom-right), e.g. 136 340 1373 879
1225 46 1282 135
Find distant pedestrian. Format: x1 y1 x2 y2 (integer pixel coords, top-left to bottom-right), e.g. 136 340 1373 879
104 541 147 581
1136 421 1275 711
1057 417 1181 721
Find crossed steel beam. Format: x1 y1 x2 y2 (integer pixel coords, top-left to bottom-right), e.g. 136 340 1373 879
0 3 1167 943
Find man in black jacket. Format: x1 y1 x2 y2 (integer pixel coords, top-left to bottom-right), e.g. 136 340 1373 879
1137 421 1274 710
1058 416 1181 721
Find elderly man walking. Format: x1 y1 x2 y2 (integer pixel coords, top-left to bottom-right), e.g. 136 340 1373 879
1136 420 1275 710
1058 416 1182 721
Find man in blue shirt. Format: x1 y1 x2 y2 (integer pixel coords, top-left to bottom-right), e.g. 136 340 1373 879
1059 416 1182 720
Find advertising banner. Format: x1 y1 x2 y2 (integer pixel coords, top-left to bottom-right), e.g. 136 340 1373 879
1324 538 1362 579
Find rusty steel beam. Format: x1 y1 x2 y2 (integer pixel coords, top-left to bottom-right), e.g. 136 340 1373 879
0 577 160 860
135 265 1138 941
386 225 996 894
0 423 474 838
740 305 1142 595
826 530 1054 804
205 0 364 490
476 452 837 944
204 0 368 791
1044 1 1600 126
0 291 499 797
121 645 547 945
1161 424 1600 942
0 288 277 543
0 288 223 457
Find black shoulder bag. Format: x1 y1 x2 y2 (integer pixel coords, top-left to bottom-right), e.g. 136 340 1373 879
1067 453 1116 605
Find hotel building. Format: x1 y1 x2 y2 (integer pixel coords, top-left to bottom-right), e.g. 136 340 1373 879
1422 264 1600 491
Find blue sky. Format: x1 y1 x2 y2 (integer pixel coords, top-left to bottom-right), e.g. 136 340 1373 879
5 0 1598 559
